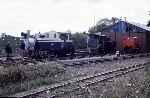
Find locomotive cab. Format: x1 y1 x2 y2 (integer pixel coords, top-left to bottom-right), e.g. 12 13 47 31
88 33 116 55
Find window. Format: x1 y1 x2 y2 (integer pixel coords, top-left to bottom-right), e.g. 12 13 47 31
39 35 45 38
60 33 68 40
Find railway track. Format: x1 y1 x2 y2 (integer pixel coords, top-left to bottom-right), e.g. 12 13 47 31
11 61 150 98
57 53 150 66
0 52 149 62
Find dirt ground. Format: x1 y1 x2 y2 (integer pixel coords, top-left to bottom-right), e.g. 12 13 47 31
55 57 149 98
0 56 150 97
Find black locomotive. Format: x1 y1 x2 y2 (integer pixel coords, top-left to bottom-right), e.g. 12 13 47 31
88 33 116 55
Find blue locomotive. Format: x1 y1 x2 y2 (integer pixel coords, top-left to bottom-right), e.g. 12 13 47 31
88 33 116 55
20 31 74 58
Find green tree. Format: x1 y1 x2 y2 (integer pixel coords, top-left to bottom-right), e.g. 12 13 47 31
88 17 120 33
147 20 150 27
0 35 20 54
147 11 150 27
72 32 88 49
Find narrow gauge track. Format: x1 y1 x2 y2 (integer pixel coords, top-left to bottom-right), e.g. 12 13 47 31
56 53 150 66
12 61 150 98
0 52 149 62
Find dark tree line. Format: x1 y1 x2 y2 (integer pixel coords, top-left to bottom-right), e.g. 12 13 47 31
72 32 88 49
147 20 150 27
88 17 120 33
0 35 20 54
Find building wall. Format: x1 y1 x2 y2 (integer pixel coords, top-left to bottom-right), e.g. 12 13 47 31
146 32 150 51
130 32 146 52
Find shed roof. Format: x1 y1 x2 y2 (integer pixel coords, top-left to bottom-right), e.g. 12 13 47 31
125 20 150 32
103 20 150 33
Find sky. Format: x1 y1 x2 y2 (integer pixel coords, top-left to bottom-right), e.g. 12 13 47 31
0 0 150 36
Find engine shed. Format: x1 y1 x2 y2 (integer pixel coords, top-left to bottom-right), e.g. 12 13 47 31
101 20 150 52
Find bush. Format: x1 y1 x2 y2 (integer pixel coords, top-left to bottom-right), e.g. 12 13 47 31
143 64 150 98
72 33 87 49
0 65 26 86
0 62 66 96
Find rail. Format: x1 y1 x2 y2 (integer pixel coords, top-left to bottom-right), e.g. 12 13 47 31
11 61 150 98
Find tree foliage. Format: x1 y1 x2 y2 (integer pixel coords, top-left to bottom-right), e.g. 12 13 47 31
147 20 150 27
72 32 88 49
88 17 120 33
0 35 20 54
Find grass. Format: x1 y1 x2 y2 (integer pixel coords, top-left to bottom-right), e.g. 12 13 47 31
0 61 68 96
143 64 150 98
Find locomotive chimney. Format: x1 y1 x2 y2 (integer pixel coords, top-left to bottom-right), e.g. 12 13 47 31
27 30 31 38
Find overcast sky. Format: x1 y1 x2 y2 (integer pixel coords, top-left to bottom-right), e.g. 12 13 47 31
0 0 150 36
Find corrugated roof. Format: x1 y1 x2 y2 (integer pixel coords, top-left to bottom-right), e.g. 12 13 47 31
123 20 150 32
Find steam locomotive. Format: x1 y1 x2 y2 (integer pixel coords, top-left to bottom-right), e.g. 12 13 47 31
20 30 141 59
20 31 74 58
88 33 116 55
